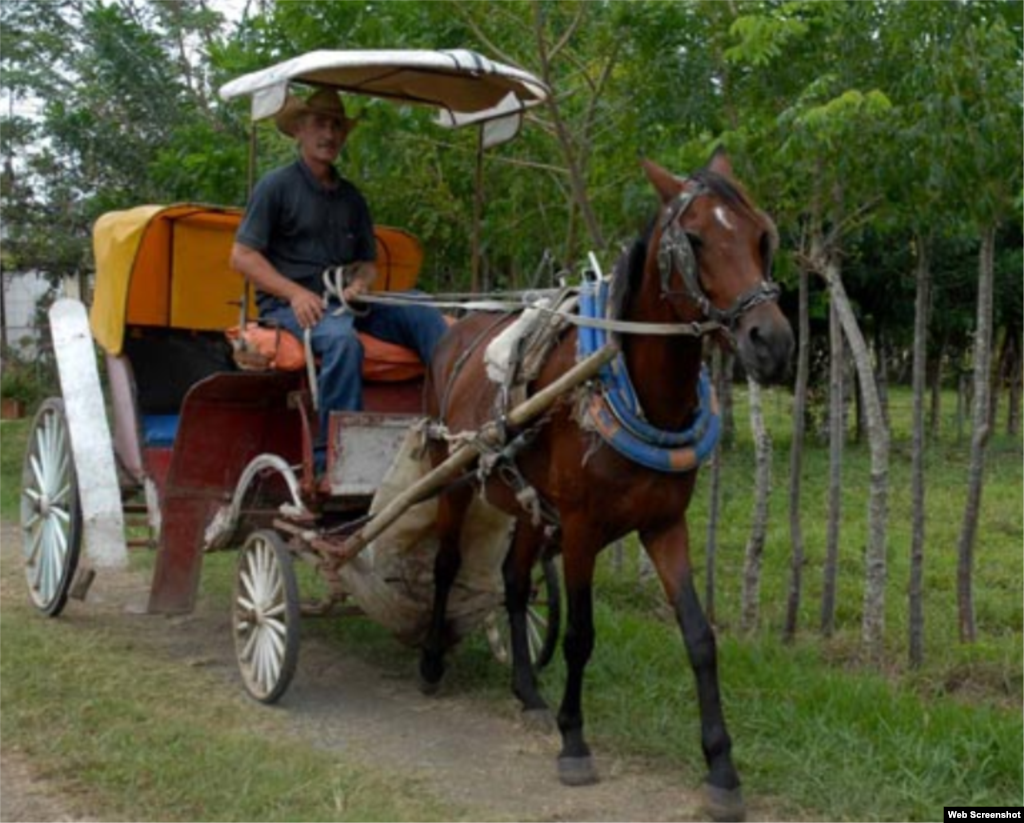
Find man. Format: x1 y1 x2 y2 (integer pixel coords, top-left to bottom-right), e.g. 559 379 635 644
230 87 448 433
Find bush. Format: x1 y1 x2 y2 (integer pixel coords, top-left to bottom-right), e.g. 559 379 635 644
0 352 54 412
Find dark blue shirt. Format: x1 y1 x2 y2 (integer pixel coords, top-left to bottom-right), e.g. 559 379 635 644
236 158 376 311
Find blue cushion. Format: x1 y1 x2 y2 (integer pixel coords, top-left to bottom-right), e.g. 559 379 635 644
142 414 180 447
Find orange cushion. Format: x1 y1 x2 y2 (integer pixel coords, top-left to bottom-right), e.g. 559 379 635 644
357 332 425 382
229 317 453 382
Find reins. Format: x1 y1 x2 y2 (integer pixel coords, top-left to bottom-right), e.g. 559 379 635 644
320 265 722 337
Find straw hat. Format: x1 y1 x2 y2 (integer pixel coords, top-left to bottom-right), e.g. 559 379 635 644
275 88 356 137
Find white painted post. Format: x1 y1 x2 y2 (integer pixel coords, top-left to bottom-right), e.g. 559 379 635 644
49 298 127 569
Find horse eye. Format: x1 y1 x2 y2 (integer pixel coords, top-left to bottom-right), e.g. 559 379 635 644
685 231 702 250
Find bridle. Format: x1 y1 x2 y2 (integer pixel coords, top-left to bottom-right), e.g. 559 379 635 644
656 183 781 329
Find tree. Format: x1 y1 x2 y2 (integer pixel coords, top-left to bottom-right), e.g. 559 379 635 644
938 12 1023 643
726 2 894 656
740 378 771 632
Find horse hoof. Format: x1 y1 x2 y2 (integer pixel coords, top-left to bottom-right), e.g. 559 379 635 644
418 655 444 696
418 674 442 696
557 755 599 786
701 782 745 823
521 708 556 733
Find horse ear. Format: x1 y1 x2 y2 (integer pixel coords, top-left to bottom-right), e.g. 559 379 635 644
641 158 685 204
706 146 734 178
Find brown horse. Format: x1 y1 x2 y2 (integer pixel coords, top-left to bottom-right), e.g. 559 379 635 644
422 150 793 821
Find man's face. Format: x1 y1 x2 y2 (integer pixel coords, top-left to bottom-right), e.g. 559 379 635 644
296 113 347 164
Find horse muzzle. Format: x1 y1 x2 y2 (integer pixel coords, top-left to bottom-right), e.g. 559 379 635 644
734 302 794 386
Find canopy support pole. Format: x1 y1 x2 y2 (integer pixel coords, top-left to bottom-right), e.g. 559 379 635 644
471 126 484 293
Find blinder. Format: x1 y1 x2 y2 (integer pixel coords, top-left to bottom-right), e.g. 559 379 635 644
656 184 780 328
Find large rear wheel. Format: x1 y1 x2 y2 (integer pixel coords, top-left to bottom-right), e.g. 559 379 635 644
233 529 300 704
487 556 561 670
21 398 82 617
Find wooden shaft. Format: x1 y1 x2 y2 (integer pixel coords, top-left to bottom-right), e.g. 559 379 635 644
340 344 618 558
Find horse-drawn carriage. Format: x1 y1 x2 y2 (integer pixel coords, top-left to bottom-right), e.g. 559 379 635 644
21 50 561 698
22 47 793 822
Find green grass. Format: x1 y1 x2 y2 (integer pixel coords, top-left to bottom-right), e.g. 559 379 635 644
2 385 1021 821
1 418 29 520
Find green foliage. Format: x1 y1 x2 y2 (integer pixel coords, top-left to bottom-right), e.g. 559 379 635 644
0 350 58 413
0 362 39 406
725 12 809 66
0 0 1020 374
0 419 29 519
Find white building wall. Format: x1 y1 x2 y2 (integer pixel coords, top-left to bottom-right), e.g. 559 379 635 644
3 271 55 359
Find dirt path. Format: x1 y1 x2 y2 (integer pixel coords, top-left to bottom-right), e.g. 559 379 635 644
1 748 82 823
1 524 775 821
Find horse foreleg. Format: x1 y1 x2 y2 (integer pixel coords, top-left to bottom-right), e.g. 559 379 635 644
555 525 600 786
502 520 552 724
642 522 745 823
419 485 469 694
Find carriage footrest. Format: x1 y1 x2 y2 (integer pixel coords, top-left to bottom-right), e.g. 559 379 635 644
327 412 416 497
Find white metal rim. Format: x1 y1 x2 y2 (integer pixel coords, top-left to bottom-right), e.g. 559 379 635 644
21 401 79 612
234 532 297 702
486 601 550 667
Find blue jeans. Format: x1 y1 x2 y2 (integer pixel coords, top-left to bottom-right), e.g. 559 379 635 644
263 292 448 438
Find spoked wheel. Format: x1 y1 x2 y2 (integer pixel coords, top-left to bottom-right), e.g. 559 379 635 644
233 529 300 704
21 398 82 617
487 556 561 671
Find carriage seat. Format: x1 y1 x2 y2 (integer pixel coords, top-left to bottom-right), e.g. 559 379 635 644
119 329 237 448
122 325 431 452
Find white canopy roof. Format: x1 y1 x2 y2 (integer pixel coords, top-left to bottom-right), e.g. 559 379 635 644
218 49 549 126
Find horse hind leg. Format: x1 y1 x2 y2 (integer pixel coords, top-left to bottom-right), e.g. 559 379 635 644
418 483 469 694
502 520 554 730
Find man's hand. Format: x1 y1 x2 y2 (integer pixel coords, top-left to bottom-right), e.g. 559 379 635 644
290 288 324 329
342 275 369 305
230 242 325 329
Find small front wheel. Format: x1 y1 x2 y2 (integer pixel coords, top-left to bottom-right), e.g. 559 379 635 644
233 530 300 703
21 398 82 617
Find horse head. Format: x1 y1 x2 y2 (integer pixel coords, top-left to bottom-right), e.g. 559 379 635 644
641 150 794 385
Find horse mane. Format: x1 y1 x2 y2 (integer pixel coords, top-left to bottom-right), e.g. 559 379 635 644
607 168 772 327
608 222 653 328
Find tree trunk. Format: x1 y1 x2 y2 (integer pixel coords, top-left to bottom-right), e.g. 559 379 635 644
957 226 996 644
853 367 865 444
820 297 844 637
988 329 1004 431
785 264 810 642
956 371 968 442
928 340 945 441
741 378 771 632
705 347 724 622
1008 332 1022 437
909 234 931 668
824 257 890 664
532 1 606 250
874 326 891 432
